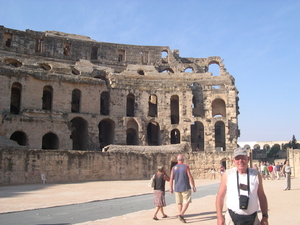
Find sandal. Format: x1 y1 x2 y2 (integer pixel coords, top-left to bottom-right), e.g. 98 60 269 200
153 217 159 220
162 215 168 218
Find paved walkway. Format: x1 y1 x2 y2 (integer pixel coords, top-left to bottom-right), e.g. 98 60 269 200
0 177 299 224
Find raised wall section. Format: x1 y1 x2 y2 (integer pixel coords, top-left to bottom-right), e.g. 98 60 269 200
0 145 233 185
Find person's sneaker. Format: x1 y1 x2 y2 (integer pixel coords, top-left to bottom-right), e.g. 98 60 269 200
178 215 186 223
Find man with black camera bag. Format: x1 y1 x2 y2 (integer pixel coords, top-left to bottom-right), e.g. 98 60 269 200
216 147 269 225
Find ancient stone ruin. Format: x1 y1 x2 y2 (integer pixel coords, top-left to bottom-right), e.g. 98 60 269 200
0 26 241 184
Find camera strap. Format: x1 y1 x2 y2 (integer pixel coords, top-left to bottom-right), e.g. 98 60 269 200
237 168 250 197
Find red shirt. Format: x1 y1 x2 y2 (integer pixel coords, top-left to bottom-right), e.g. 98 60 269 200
268 165 273 172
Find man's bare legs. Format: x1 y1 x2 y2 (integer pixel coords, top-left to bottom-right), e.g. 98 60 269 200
177 203 189 223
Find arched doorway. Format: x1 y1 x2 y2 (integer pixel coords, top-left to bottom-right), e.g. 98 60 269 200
98 119 115 150
71 117 88 150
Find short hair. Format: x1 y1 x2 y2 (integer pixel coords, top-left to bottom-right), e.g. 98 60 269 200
177 154 184 161
157 165 164 172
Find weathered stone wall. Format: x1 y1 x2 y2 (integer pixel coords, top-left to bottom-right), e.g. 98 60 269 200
0 26 240 153
288 148 300 177
0 144 234 185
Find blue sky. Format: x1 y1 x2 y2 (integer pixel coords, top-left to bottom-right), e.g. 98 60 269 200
1 0 299 142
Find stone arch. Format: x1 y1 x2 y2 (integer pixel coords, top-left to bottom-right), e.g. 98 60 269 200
126 119 138 145
42 132 59 149
263 144 271 150
126 93 135 117
212 98 226 117
42 85 53 111
10 82 22 114
10 131 28 146
170 95 179 124
243 144 251 150
161 50 168 63
208 61 220 76
147 121 160 146
253 144 260 150
191 121 204 151
215 121 226 151
148 94 157 117
4 58 22 67
98 119 115 150
184 67 193 73
171 129 180 144
100 91 110 115
71 117 88 150
71 89 81 113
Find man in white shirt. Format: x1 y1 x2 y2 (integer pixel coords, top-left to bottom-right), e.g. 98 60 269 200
215 147 269 225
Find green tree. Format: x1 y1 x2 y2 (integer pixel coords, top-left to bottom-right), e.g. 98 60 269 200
267 144 280 158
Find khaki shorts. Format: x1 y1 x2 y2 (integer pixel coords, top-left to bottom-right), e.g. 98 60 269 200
175 189 192 204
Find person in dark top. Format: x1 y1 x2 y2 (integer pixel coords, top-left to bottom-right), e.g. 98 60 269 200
153 165 170 220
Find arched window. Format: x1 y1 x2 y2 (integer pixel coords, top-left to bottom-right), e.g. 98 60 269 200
147 121 160 146
161 50 168 64
212 98 226 117
10 82 22 114
71 117 88 150
191 122 204 151
170 95 179 124
171 129 180 144
42 85 53 111
126 93 135 117
10 131 28 146
126 119 138 145
98 119 115 150
42 132 59 149
208 62 220 76
100 91 110 115
215 121 225 151
184 67 193 73
71 89 81 113
148 95 157 117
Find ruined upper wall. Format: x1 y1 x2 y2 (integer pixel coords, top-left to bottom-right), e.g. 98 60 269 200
0 26 231 77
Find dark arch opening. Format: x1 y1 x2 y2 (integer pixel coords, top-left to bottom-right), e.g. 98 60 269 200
10 131 27 146
71 117 88 150
42 132 59 149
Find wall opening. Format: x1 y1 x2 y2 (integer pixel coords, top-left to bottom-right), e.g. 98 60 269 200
118 49 125 62
170 95 179 124
171 129 180 144
212 98 226 117
184 67 193 73
91 46 98 60
100 91 110 115
191 122 204 151
161 50 168 64
10 131 27 146
71 89 81 113
35 39 43 53
147 121 160 146
126 119 138 145
42 85 53 111
42 132 59 149
10 82 22 114
126 93 135 117
63 43 71 56
4 32 12 47
98 119 115 150
208 62 220 76
71 117 88 150
148 95 157 117
141 51 148 64
191 84 204 117
215 121 226 151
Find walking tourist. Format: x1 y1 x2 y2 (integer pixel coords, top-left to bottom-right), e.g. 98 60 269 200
170 154 197 223
210 167 216 180
216 147 269 225
152 165 170 220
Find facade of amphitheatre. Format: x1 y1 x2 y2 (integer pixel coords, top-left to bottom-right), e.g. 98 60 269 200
0 25 297 185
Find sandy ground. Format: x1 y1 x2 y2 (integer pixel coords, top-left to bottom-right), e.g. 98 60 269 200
0 177 299 224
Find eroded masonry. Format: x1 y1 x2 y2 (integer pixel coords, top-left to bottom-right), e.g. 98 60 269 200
0 26 240 152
